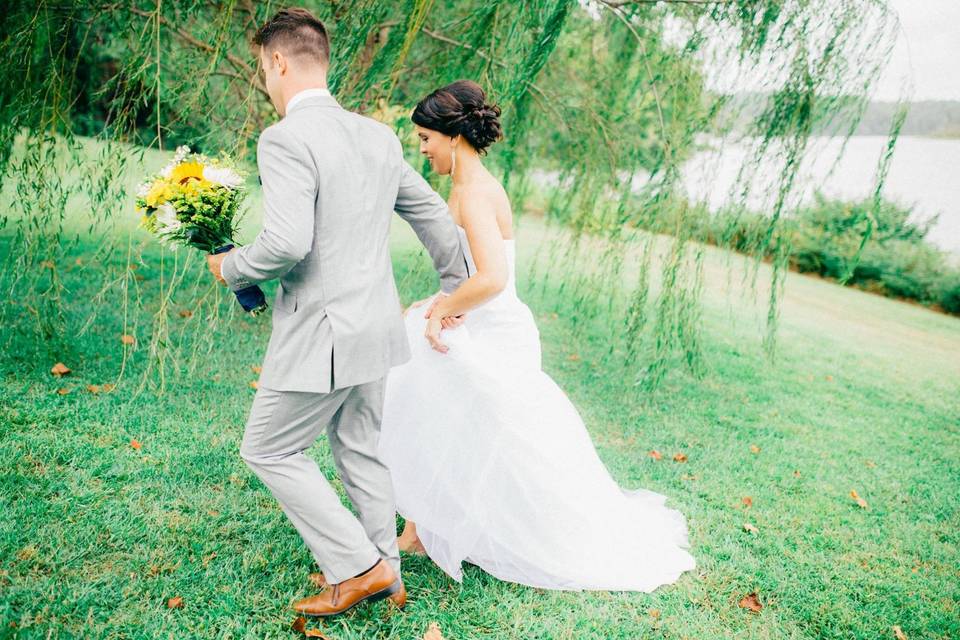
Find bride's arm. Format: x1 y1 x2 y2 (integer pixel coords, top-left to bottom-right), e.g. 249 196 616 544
425 196 507 352
432 197 507 318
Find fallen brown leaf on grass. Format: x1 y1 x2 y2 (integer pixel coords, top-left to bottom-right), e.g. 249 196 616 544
649 450 663 460
86 384 102 394
251 365 262 374
178 309 193 318
825 375 834 382
673 453 688 463
423 622 445 640
130 439 142 450
742 496 753 508
51 362 71 376
166 596 183 609
121 334 136 345
249 380 259 390
291 617 333 638
738 592 763 612
850 489 868 509
793 470 801 478
743 523 759 534
648 609 660 619
892 625 908 640
750 444 761 454
567 353 581 362
56 387 71 395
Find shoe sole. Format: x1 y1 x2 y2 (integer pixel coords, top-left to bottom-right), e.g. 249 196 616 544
300 581 402 618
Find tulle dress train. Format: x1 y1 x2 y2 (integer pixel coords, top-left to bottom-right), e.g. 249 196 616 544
379 227 695 591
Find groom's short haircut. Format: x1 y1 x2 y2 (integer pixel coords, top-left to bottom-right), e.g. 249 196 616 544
253 8 330 67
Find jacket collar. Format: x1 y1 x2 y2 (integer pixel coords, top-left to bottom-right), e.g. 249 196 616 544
285 92 341 116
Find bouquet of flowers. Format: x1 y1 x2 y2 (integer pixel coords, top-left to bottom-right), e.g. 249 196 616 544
134 146 267 315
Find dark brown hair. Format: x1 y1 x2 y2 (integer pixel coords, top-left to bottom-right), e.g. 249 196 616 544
253 8 330 66
412 80 503 154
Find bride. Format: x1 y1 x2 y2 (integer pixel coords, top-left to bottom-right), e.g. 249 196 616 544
379 80 695 591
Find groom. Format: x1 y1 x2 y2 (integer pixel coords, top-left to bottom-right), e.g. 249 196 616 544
206 8 468 616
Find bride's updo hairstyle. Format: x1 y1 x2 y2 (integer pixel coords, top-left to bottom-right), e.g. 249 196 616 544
412 80 503 154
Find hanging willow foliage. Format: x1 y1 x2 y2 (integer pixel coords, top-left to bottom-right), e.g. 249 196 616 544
0 0 902 392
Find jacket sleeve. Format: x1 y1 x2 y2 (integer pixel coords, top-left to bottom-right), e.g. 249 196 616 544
221 125 317 291
393 141 469 294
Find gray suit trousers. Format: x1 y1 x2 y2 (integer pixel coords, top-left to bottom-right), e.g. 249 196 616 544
239 377 400 584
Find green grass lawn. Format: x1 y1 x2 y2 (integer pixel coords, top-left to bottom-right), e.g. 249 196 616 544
1 141 958 639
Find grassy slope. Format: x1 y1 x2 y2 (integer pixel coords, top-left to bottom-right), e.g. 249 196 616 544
0 141 957 639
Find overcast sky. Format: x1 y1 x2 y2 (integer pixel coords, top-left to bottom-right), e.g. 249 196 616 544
876 0 960 101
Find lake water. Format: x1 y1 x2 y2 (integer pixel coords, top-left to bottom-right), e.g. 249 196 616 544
680 135 960 254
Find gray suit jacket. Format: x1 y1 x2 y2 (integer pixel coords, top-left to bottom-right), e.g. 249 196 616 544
222 93 469 393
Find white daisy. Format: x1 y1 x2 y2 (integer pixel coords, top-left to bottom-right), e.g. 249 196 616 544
156 203 182 233
203 165 244 189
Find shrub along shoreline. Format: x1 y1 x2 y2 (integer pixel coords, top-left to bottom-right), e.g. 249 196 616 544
638 194 960 317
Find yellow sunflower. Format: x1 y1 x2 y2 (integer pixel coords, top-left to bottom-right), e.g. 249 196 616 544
170 161 206 185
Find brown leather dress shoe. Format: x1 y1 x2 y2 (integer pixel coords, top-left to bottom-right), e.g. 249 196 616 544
309 570 406 608
293 560 402 617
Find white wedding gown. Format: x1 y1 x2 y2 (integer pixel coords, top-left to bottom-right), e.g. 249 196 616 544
379 227 695 591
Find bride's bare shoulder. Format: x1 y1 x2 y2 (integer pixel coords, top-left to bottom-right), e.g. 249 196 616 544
462 177 511 213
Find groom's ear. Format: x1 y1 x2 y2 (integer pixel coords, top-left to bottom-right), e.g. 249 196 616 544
272 51 287 75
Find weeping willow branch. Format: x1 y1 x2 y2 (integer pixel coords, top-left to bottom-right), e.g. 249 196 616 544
602 4 669 162
129 5 268 98
418 26 569 133
599 0 734 6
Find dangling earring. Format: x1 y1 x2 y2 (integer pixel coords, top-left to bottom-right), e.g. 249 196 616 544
450 142 457 179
